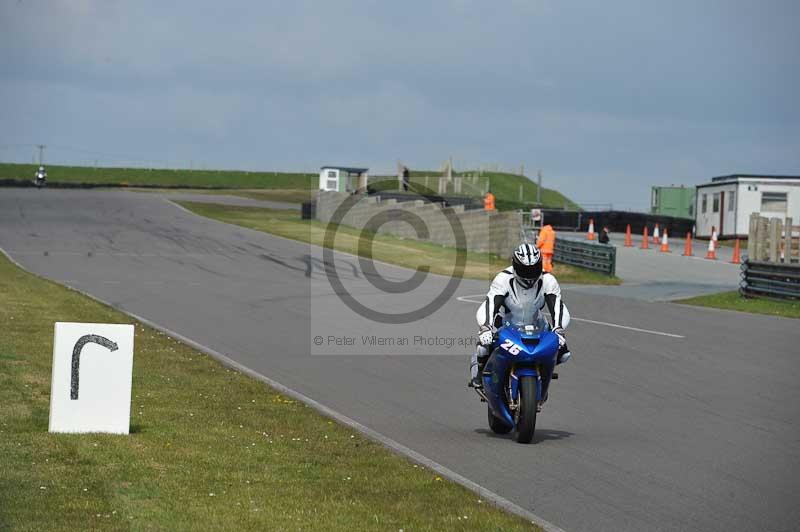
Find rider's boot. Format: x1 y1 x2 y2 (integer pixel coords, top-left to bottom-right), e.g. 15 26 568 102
468 347 489 389
469 375 482 389
557 343 572 365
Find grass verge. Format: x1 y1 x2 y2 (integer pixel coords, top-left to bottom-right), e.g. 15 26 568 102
675 290 800 319
0 253 536 531
177 201 620 285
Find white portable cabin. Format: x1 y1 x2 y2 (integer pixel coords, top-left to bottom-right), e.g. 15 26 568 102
694 174 800 238
318 166 369 193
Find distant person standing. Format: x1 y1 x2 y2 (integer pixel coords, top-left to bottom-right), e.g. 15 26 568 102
483 190 496 211
402 166 410 191
598 226 611 244
536 223 556 272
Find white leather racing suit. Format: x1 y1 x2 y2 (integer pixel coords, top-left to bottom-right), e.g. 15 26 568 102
470 267 571 380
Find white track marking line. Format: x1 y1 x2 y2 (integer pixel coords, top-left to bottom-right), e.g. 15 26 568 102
570 317 684 338
457 294 685 338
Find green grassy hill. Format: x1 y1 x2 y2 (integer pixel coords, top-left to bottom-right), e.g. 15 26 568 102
476 170 579 211
1 162 579 210
0 163 315 189
370 169 580 210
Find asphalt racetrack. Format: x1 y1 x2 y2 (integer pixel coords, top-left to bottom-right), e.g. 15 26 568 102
2 189 798 532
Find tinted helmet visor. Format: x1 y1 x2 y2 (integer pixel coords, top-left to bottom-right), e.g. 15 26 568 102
513 257 542 287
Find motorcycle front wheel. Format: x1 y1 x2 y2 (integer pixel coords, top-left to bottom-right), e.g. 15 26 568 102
513 376 537 443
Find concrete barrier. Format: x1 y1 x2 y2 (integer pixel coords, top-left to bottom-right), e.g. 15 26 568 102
316 192 520 256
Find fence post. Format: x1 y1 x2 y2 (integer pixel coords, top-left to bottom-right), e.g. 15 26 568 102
785 217 793 264
438 177 448 195
748 213 759 259
768 218 781 262
755 216 768 261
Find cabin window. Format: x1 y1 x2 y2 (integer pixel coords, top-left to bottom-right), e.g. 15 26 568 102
701 194 707 213
728 191 735 211
326 170 338 190
761 192 787 212
712 193 720 213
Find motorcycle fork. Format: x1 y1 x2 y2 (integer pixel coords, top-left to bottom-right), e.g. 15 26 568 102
507 367 520 412
507 365 541 411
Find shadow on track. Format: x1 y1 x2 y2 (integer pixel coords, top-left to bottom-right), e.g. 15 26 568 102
474 428 573 444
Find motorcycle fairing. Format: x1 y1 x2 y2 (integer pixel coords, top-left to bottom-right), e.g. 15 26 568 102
482 325 559 428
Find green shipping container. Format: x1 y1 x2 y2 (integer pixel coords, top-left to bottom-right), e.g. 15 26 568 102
651 185 695 219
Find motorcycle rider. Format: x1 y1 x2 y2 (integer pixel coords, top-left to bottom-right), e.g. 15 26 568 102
469 242 572 390
34 166 47 184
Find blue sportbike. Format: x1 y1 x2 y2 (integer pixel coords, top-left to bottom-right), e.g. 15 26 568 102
475 317 560 443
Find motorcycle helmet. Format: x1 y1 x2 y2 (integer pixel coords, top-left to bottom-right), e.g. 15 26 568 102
512 242 543 289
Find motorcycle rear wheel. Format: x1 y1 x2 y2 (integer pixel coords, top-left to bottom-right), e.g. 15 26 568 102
487 406 512 434
513 376 537 443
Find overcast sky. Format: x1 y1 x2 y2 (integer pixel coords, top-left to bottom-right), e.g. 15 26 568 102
1 0 798 209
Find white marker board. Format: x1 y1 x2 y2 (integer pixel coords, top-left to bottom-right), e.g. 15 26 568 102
49 322 134 434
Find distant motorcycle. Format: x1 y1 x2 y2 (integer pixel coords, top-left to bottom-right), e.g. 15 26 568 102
33 169 47 188
473 316 560 443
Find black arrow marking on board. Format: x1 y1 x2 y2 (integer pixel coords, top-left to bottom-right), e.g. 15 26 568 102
70 334 118 400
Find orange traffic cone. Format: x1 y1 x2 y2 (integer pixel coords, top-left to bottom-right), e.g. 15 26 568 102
682 232 693 256
653 223 660 245
587 218 595 240
624 224 633 247
731 238 741 264
705 238 717 260
660 229 670 252
641 226 649 249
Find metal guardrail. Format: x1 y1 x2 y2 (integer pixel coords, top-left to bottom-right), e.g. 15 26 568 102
553 238 616 276
740 260 800 300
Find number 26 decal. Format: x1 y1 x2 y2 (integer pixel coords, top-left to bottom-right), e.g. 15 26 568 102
500 339 521 355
